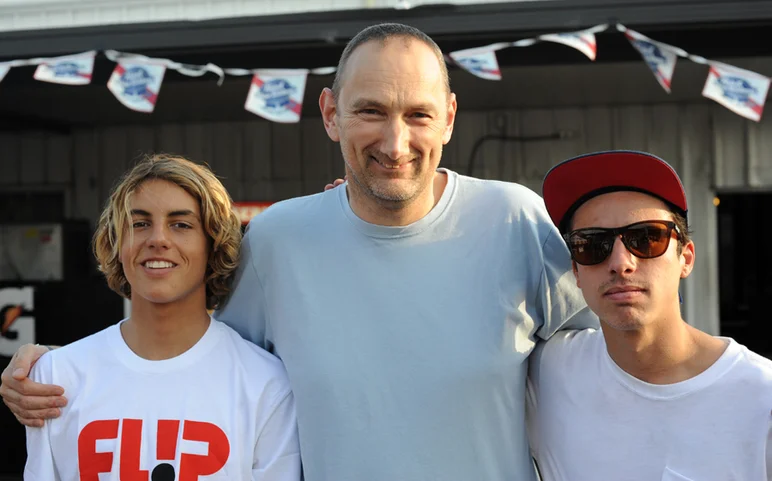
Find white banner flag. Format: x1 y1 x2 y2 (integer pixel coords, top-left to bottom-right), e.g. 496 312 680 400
0 64 9 83
449 46 502 80
624 29 678 93
107 62 166 113
540 28 599 61
33 51 95 85
702 63 770 122
244 70 307 123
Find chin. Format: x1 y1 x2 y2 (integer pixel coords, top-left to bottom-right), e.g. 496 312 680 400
135 290 181 305
600 310 649 331
370 183 419 202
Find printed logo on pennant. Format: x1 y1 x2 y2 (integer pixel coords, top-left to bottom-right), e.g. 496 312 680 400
702 63 770 122
107 62 166 113
449 47 502 80
624 30 677 93
540 31 598 61
34 52 95 86
245 71 307 123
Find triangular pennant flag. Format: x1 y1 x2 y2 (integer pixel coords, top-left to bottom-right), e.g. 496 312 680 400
624 29 678 93
244 70 308 123
107 62 166 113
540 28 599 61
702 63 770 122
33 51 96 86
0 64 9 84
449 46 502 80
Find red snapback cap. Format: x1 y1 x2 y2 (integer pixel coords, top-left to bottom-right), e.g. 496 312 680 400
542 150 688 234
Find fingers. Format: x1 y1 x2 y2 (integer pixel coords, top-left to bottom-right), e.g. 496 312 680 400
4 398 61 427
1 375 66 404
323 178 346 191
3 343 49 380
1 343 66 427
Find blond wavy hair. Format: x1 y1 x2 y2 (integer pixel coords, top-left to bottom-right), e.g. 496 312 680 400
93 154 242 310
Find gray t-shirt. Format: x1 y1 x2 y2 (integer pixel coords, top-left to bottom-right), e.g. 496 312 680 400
215 169 597 481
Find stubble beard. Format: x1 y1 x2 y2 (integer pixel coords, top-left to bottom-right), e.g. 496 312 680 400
344 154 431 210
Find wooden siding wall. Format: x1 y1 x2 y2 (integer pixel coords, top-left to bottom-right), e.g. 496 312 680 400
3 102 771 335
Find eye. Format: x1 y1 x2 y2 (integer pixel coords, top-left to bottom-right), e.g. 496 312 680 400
359 109 381 115
132 221 149 228
171 222 192 229
411 112 431 119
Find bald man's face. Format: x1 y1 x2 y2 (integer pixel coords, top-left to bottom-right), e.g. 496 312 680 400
320 38 457 206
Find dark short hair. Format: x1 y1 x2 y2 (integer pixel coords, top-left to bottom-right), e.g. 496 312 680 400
331 23 450 101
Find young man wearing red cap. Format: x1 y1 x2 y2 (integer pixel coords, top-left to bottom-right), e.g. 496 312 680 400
528 150 772 481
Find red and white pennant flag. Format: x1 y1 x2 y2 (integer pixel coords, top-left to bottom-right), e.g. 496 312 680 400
449 45 503 80
33 51 96 86
107 62 167 113
540 26 602 61
245 70 308 123
702 62 770 122
623 29 678 93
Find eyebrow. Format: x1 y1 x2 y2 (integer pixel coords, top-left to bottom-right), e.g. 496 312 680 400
350 98 437 113
350 98 386 111
130 209 197 218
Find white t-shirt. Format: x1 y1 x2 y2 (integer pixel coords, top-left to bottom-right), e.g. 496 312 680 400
527 329 772 481
24 319 300 481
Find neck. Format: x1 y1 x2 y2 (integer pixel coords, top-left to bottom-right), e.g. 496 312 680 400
347 171 448 226
602 308 728 384
122 293 211 361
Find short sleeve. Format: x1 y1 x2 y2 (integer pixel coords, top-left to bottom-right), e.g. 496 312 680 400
535 229 599 340
214 226 270 350
252 389 301 481
23 353 59 480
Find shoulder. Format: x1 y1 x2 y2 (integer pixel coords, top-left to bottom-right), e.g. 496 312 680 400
533 329 601 371
242 190 338 252
30 324 119 384
733 342 772 389
45 324 117 365
454 173 547 212
451 172 556 240
246 191 332 233
216 321 290 392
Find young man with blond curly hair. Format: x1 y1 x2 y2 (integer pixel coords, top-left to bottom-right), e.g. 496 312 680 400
23 154 300 481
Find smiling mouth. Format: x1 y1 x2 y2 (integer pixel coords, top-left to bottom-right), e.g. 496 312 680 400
142 260 177 269
371 156 412 170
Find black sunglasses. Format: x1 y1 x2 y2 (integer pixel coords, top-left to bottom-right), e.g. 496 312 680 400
564 220 682 266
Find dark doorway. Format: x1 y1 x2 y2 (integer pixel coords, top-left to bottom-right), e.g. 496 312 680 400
717 193 772 359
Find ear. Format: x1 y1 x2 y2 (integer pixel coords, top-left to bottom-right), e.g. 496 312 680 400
442 92 458 145
572 260 581 288
680 240 695 279
319 87 340 142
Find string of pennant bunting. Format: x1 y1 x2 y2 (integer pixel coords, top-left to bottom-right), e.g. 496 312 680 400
0 23 769 123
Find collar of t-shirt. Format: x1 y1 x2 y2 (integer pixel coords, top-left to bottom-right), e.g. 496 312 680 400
108 317 222 374
338 168 458 239
602 337 741 400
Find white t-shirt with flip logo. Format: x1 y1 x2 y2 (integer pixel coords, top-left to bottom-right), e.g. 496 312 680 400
24 319 300 481
527 329 772 481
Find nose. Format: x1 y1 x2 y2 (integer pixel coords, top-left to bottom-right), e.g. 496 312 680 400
146 223 171 250
606 236 636 275
380 117 411 161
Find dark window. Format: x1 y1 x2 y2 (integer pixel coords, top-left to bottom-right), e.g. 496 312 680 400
718 193 772 359
0 192 65 223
